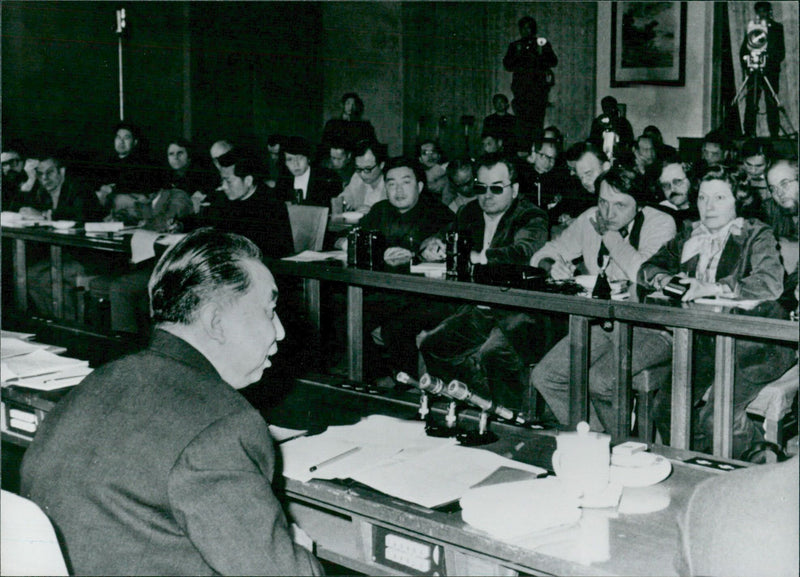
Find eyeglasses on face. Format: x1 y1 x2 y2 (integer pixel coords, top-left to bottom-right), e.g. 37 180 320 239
769 179 798 194
659 177 688 192
472 182 512 196
355 164 379 174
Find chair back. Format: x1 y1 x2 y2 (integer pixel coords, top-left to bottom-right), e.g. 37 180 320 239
1 490 68 576
286 204 329 253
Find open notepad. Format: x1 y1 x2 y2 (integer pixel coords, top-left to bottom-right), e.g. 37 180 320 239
279 415 546 509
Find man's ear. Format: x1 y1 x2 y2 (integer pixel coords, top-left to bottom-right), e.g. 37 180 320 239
198 302 226 344
244 175 254 190
416 180 424 195
512 182 519 198
59 167 66 179
601 160 612 172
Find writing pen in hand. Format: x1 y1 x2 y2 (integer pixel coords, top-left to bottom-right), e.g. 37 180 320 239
309 446 361 473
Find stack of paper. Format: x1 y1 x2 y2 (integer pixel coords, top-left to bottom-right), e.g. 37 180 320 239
1 341 92 391
282 250 347 263
279 414 547 508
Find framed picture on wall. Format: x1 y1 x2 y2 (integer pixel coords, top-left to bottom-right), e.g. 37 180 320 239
611 2 687 86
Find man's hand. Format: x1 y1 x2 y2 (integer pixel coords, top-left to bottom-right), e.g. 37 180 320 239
677 277 723 302
95 184 115 206
19 206 45 220
191 191 208 214
384 246 413 267
420 237 446 262
590 214 611 237
549 256 576 280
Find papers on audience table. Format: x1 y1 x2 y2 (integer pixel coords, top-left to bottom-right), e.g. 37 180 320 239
279 414 546 509
1 341 91 390
282 250 347 263
410 262 446 279
130 229 186 263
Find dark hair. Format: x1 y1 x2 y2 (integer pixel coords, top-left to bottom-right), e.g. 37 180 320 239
284 135 312 158
353 138 385 164
384 156 426 185
415 139 441 159
114 122 139 141
341 92 365 118
642 126 664 147
740 138 773 162
475 152 518 184
532 138 559 154
601 96 618 109
754 2 772 13
446 157 474 180
565 141 608 164
149 228 263 325
518 16 536 32
595 162 646 204
480 130 504 142
327 134 351 154
218 149 267 181
492 93 509 104
167 138 193 160
267 134 286 148
702 130 726 148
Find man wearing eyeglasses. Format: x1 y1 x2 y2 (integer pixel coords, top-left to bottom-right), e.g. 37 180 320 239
767 159 799 289
517 138 564 215
656 161 700 228
336 138 387 214
418 154 548 411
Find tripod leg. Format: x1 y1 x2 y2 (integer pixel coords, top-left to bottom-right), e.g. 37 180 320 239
761 76 796 137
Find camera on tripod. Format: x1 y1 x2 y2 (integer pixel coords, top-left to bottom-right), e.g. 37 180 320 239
744 18 769 70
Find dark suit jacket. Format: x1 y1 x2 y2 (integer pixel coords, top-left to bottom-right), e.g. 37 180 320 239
25 173 105 222
275 166 342 207
20 330 321 576
449 196 548 265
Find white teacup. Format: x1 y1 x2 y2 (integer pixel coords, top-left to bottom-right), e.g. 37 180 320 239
552 421 610 498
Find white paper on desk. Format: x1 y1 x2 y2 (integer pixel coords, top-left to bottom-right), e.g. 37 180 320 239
11 365 94 391
282 250 347 263
2 349 88 381
410 262 446 279
85 221 124 233
0 330 35 341
1 338 50 359
130 229 160 263
693 297 763 310
353 443 547 509
280 436 390 482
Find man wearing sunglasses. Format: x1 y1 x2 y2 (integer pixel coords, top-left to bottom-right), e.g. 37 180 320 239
529 163 676 431
419 153 548 412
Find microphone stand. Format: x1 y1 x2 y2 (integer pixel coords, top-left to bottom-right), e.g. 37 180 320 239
396 372 463 438
115 8 126 121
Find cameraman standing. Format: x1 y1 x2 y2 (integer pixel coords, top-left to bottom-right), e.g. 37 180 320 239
740 1 785 138
503 16 558 143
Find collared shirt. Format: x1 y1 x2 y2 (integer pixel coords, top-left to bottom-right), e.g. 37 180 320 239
339 172 387 214
293 169 311 200
482 211 505 254
682 218 744 284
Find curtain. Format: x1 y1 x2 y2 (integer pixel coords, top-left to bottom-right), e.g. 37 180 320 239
729 2 799 137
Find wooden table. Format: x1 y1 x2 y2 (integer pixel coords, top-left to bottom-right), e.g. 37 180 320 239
271 259 798 456
2 226 129 320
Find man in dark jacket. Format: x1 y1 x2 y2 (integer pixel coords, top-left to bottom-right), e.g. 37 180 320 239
419 154 549 410
503 16 558 141
21 229 322 575
275 136 341 207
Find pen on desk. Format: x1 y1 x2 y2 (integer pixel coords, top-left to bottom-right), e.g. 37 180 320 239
309 446 361 473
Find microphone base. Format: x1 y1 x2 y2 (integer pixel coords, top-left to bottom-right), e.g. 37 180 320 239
425 423 461 438
456 429 498 446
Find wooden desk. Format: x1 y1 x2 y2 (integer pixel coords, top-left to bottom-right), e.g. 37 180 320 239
2 226 129 320
271 260 799 455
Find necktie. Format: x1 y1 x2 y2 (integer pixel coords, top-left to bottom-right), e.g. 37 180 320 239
597 226 628 267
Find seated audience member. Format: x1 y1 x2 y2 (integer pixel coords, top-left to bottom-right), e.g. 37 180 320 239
336 138 387 214
695 130 729 175
543 125 564 152
482 94 518 153
24 153 118 320
418 154 549 409
107 187 193 232
638 166 792 457
417 139 449 201
21 229 322 576
102 150 293 336
321 92 377 152
321 136 354 190
734 138 773 222
529 163 676 429
517 138 563 212
340 156 454 383
551 142 608 233
266 133 287 186
589 96 634 149
676 457 799 577
480 130 505 156
94 122 159 206
767 159 799 259
655 160 700 227
444 157 477 213
162 138 213 196
633 134 661 204
1 143 37 210
276 136 341 207
641 125 677 161
210 139 234 172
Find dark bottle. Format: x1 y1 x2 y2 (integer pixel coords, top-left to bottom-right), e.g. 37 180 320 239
347 227 362 268
592 270 612 299
446 231 472 281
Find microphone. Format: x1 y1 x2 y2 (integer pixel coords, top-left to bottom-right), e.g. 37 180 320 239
446 379 517 422
397 372 449 396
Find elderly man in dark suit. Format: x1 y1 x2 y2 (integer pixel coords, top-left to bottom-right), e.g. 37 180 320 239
21 229 322 576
